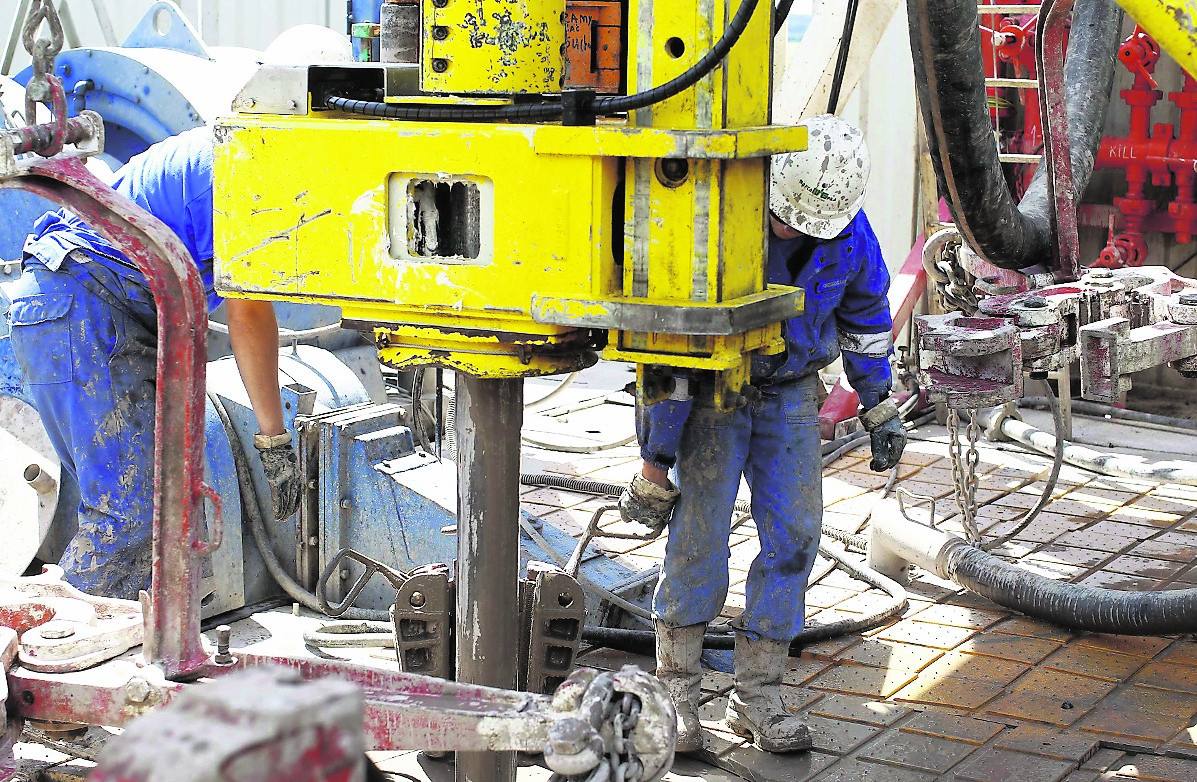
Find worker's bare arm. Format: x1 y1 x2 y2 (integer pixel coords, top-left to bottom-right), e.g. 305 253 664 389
224 298 285 437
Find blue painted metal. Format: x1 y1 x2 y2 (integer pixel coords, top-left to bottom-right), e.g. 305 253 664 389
15 48 257 169
349 0 384 60
2 44 255 260
123 2 211 58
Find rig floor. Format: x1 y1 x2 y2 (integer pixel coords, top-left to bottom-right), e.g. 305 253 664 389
12 373 1197 782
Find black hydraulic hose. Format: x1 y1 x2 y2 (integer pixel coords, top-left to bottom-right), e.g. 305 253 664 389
774 0 796 34
907 0 1121 270
207 393 389 622
581 541 908 655
826 0 861 113
980 379 1064 551
1019 0 1122 248
943 537 1197 635
327 0 761 122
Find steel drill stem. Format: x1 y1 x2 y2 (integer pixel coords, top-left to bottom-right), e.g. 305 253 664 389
454 375 523 782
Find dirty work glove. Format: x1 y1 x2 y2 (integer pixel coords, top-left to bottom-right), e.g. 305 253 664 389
860 400 906 472
618 474 680 531
254 432 301 521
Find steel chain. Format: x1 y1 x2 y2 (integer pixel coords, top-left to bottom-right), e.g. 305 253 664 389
934 256 980 315
554 689 644 782
21 0 65 123
947 409 982 543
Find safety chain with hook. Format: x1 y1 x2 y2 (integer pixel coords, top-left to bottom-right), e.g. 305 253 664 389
922 229 980 315
947 409 982 543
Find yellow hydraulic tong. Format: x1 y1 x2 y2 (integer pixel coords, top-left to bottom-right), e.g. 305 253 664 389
212 2 804 780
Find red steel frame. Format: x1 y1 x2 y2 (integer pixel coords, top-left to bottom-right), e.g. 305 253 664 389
0 156 209 681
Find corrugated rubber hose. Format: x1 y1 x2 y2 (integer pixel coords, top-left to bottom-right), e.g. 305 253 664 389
943 535 1197 635
907 0 1122 270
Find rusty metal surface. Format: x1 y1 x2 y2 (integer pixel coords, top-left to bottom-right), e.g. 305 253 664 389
525 563 585 695
12 157 205 680
7 657 180 729
454 376 523 782
0 155 209 680
1036 0 1081 283
0 567 141 673
1 627 18 778
918 266 1197 406
392 565 454 680
88 666 365 782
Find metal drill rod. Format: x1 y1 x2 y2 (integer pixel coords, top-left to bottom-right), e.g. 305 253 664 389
455 375 523 782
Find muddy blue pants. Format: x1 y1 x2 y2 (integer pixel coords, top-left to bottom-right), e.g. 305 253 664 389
5 256 157 600
653 374 822 642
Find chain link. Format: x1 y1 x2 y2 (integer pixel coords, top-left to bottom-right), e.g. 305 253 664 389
16 0 69 156
934 256 980 315
947 409 982 543
552 687 644 782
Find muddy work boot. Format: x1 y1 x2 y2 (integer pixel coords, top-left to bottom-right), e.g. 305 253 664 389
655 621 706 753
725 633 812 753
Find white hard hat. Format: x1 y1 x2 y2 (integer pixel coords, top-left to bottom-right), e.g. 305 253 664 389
262 25 352 65
769 114 870 240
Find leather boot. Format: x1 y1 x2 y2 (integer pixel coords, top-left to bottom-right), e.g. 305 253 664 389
655 621 705 753
725 633 812 753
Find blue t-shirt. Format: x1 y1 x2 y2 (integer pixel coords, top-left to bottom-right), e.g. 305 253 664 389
23 127 221 312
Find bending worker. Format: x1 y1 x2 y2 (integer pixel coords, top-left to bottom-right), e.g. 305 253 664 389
620 115 906 754
4 126 300 601
1 27 349 601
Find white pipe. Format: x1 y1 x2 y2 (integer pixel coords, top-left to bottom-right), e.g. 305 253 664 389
23 463 56 496
988 411 1197 487
867 498 953 581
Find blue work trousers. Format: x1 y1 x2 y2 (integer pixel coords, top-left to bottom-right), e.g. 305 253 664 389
653 374 822 642
5 256 158 600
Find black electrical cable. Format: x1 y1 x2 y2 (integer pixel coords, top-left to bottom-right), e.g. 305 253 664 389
580 541 908 655
207 392 389 621
327 0 762 122
825 0 861 114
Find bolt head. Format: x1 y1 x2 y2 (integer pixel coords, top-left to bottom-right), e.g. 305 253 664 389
1021 296 1048 309
1089 268 1114 278
409 590 426 608
125 678 152 704
39 623 75 640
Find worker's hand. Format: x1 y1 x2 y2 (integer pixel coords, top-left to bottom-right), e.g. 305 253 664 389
254 433 301 521
618 473 679 532
865 415 907 472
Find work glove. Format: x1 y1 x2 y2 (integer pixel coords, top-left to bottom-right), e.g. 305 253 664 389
254 433 301 521
860 400 907 472
618 474 680 532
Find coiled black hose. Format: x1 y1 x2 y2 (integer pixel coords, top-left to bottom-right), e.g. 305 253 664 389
907 0 1122 270
328 0 761 122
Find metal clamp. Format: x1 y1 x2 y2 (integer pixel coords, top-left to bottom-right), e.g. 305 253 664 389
316 548 411 618
391 563 453 679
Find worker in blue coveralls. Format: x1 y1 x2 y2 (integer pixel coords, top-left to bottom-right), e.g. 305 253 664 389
1 27 352 602
619 115 906 755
